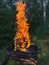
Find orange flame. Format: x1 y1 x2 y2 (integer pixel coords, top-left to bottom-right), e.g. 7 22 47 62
14 0 30 52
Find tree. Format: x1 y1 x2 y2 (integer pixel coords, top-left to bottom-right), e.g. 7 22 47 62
27 0 41 35
43 0 47 32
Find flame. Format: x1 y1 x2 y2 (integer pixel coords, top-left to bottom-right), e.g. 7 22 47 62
14 0 30 52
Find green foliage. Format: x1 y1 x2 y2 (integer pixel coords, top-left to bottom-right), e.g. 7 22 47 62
0 1 15 46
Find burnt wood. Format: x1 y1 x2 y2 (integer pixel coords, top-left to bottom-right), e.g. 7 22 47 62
7 44 38 60
1 44 41 65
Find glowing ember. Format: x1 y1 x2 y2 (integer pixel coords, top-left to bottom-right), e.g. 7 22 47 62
14 0 30 52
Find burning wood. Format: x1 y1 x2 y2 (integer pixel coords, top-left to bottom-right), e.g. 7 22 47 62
14 0 30 52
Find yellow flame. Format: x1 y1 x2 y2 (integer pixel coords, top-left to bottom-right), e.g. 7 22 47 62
14 0 30 52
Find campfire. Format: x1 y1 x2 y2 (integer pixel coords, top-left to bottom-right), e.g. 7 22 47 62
1 0 41 65
14 0 30 52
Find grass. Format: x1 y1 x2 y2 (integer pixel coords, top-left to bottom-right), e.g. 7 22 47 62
0 46 6 65
32 32 49 65
7 60 16 65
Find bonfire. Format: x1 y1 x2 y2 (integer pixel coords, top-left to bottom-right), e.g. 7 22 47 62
14 0 30 52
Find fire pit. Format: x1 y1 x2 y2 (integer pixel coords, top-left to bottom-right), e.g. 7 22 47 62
7 44 37 61
1 44 41 65
1 44 38 65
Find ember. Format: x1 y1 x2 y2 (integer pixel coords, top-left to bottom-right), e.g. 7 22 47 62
14 0 30 52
